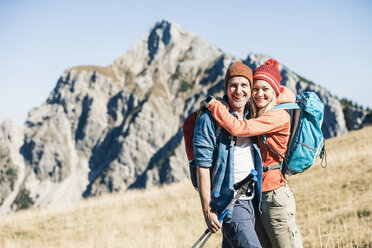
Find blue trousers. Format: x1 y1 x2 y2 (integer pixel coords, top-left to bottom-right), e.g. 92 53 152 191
222 199 262 248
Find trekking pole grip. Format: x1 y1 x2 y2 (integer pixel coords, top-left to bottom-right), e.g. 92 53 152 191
191 169 258 248
233 169 257 191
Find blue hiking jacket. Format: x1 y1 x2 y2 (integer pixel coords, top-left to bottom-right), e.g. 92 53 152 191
193 103 263 219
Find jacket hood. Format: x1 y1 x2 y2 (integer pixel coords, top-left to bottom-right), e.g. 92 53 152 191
276 86 296 104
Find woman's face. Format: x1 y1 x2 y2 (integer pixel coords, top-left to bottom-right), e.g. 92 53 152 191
252 79 275 109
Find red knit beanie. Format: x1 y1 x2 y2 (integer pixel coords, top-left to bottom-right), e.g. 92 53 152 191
253 58 282 96
224 61 253 90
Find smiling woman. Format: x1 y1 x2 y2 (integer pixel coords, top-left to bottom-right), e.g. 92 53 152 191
250 59 282 118
251 80 276 112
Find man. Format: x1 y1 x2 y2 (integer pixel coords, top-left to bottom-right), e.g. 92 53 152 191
193 61 263 248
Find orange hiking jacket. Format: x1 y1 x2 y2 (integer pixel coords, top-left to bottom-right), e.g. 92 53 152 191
208 86 296 192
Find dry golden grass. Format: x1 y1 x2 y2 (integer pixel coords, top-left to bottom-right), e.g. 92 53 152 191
70 65 119 82
1 126 372 248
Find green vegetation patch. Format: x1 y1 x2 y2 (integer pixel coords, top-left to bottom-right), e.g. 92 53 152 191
13 230 41 240
338 97 370 111
12 189 34 211
155 147 176 170
357 209 371 218
179 80 195 92
295 73 315 86
0 146 18 191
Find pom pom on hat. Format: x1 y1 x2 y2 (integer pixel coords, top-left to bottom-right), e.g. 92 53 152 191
253 58 282 96
265 58 279 68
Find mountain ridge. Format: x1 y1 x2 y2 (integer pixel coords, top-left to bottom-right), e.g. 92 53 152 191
0 20 370 214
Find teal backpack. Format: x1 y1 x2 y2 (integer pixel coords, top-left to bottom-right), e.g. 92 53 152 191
261 91 327 175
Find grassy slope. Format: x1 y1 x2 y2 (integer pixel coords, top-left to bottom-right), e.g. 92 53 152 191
1 126 372 248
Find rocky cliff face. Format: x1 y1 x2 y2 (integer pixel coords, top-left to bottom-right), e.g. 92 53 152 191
343 106 372 130
0 20 369 214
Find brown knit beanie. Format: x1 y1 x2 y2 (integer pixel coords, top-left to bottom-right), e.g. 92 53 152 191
253 58 282 96
224 61 253 90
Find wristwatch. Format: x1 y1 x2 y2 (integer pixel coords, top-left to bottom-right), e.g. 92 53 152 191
201 95 214 109
205 95 214 105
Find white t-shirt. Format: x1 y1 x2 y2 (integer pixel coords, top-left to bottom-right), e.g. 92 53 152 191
234 136 255 200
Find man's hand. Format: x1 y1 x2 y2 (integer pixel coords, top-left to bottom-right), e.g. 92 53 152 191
197 166 222 233
203 209 222 233
200 96 228 110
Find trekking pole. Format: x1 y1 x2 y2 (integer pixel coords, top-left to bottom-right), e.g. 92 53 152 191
191 169 258 248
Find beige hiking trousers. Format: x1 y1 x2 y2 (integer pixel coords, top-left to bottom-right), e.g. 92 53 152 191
255 184 303 248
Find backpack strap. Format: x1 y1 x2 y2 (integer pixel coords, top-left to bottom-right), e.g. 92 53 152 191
263 164 281 172
197 108 222 147
320 145 327 168
262 102 299 174
215 125 222 142
260 134 289 174
273 102 300 110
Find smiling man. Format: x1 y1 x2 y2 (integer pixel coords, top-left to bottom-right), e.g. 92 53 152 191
193 61 263 248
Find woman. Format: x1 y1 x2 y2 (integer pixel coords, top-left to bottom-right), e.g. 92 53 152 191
207 59 303 248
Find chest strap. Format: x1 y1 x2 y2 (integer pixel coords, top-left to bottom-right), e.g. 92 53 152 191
263 164 281 172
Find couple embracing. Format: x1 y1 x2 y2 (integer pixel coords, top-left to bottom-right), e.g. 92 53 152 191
193 59 303 248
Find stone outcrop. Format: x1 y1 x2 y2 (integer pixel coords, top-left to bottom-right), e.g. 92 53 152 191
343 106 372 130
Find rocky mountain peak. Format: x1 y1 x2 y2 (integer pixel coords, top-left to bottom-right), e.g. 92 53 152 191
0 20 368 214
147 20 172 64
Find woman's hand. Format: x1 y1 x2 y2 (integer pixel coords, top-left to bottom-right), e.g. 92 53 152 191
213 97 229 109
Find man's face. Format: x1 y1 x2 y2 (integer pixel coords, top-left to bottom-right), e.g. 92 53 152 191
227 76 251 110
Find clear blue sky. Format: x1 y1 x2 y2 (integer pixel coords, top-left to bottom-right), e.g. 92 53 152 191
1 0 371 125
